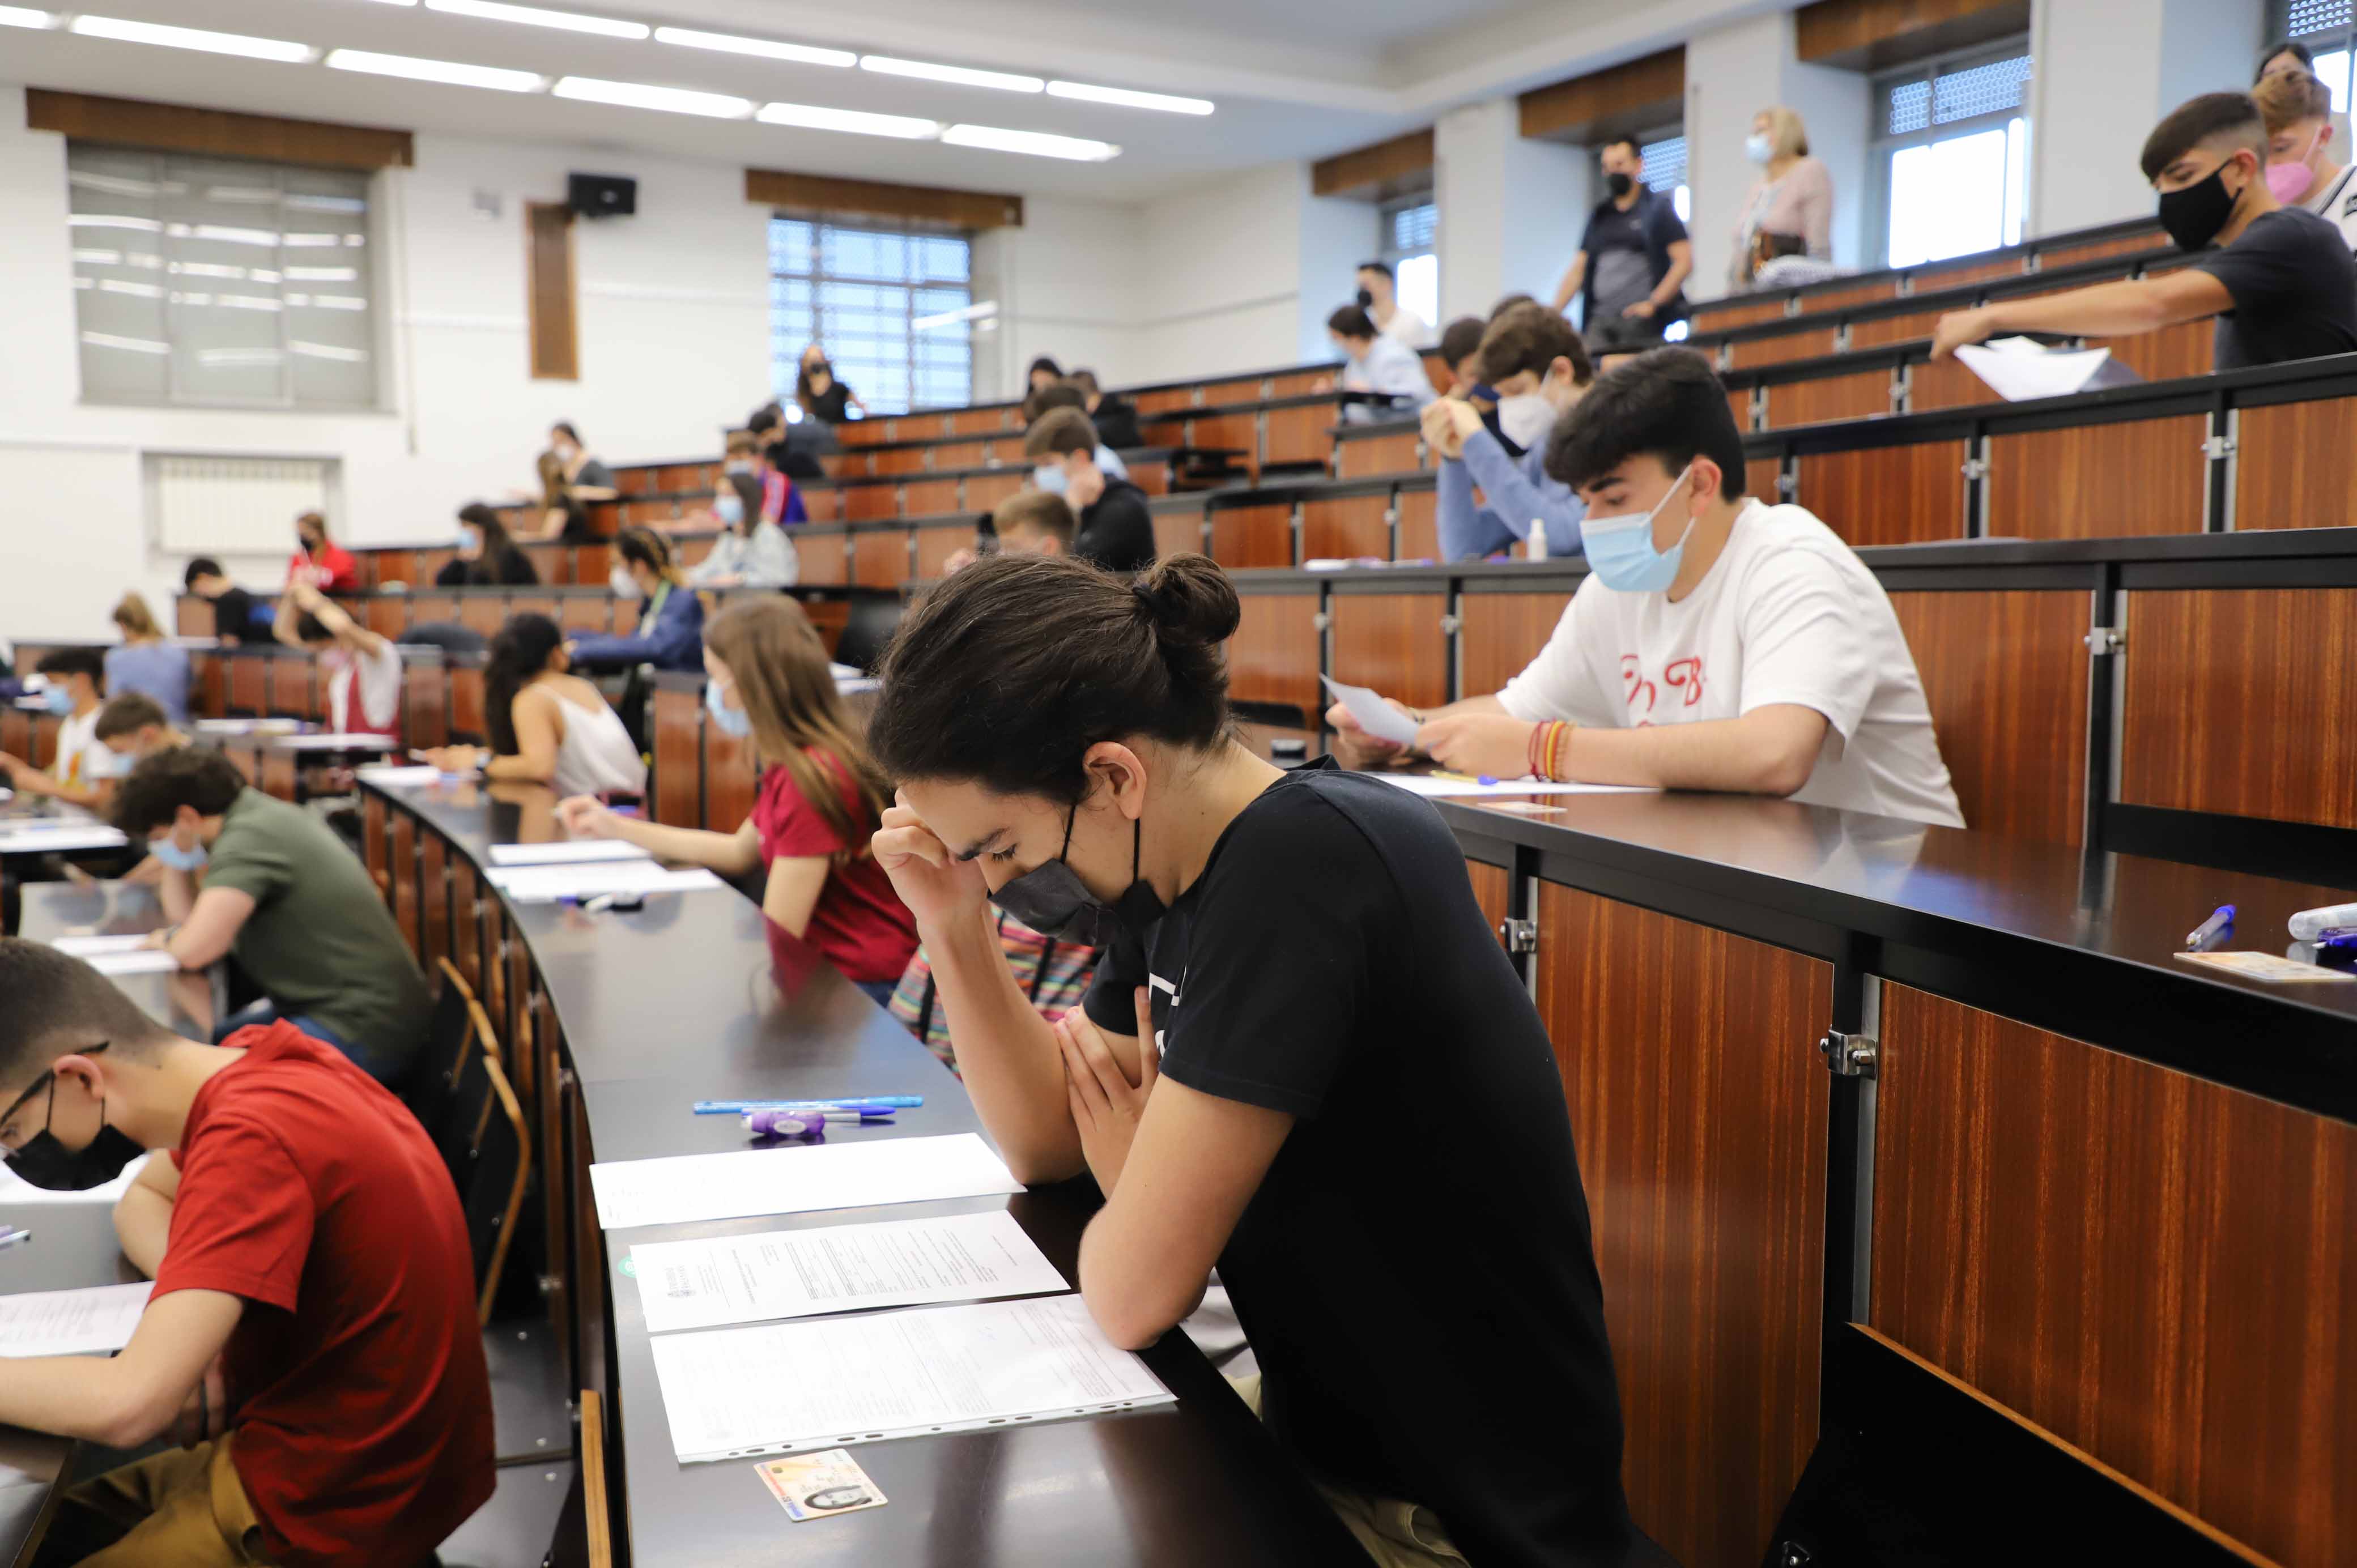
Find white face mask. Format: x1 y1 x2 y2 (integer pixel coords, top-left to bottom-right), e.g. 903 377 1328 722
610 564 641 599
1746 132 1774 165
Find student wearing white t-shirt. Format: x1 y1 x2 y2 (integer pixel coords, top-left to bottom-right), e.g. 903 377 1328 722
1329 348 1965 829
1356 260 1432 347
274 582 404 740
1 647 126 809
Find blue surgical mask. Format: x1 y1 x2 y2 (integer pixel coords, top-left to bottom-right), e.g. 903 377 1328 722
714 491 745 527
458 528 480 552
1032 464 1067 496
151 836 207 872
1578 465 1697 594
40 686 73 716
705 678 751 738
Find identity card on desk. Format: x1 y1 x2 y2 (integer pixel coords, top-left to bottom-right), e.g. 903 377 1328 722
649 1294 1174 1463
589 1134 1022 1230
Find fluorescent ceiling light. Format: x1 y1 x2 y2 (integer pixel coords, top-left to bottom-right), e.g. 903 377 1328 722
0 7 58 28
1046 80 1214 116
423 0 648 40
554 76 751 117
325 48 543 91
861 56 1042 93
912 299 997 331
653 27 852 68
756 101 939 140
941 123 1119 161
69 15 313 61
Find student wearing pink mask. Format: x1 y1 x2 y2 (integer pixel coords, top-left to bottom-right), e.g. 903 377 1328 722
2254 67 2357 255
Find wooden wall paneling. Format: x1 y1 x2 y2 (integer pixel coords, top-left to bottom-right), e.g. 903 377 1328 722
798 534 850 586
914 523 978 579
1519 46 1686 142
2098 319 2212 385
964 472 1022 512
1311 128 1437 199
1983 415 2207 539
1886 590 2088 842
1905 356 2005 414
1847 309 1938 348
449 667 486 743
1870 985 2357 1567
850 529 911 588
391 812 420 960
1151 504 1209 562
1300 495 1393 561
1263 404 1335 468
2116 587 2357 829
1226 593 1321 713
1764 369 1895 428
1396 488 1439 562
1459 592 1572 700
1209 503 1296 570
1465 859 1511 949
703 729 758 834
525 202 578 382
1335 431 1422 480
1795 441 1969 546
24 90 414 170
1795 0 2031 69
744 168 1023 229
1330 593 1448 711
403 664 447 749
2231 397 2357 531
1726 328 1839 369
1534 886 1830 1568
650 685 703 828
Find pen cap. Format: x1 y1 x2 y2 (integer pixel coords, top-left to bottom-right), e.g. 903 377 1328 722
2288 902 2357 941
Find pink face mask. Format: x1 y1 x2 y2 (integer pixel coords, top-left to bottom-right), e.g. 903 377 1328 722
2265 131 2324 203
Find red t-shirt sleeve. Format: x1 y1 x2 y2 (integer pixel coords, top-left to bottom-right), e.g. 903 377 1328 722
152 1117 313 1314
755 756 858 861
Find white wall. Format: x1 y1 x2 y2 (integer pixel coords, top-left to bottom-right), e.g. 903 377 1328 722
971 193 1147 404
1299 185 1379 360
1435 96 1589 324
1131 164 1316 384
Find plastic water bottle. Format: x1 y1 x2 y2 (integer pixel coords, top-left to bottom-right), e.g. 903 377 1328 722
1526 519 1548 561
2287 902 2357 940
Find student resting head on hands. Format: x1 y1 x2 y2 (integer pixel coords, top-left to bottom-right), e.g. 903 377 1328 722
557 597 915 1001
1422 303 1596 561
863 551 1644 1568
419 612 646 799
0 939 493 1566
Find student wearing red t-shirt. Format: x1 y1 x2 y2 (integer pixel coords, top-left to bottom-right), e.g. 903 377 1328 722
0 939 493 1567
284 510 360 596
558 596 916 1001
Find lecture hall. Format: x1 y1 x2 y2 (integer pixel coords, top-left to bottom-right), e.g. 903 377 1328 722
0 0 2353 1563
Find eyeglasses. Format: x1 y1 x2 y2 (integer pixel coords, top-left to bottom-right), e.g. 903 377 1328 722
0 1042 107 1154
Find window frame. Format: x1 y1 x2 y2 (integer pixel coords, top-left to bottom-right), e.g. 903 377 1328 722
2267 1 2355 110
1633 125 1691 225
1863 37 2035 270
765 214 975 417
1376 191 1439 329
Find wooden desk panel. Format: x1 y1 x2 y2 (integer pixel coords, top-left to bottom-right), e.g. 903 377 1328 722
1396 489 1437 563
1797 442 1969 547
269 658 312 721
450 666 486 743
1152 507 1207 561
1330 593 1447 711
1905 356 2004 415
1300 495 1392 561
941 410 999 437
1746 458 1785 508
1534 887 1830 1568
391 811 419 960
1202 377 1267 406
801 486 840 523
704 728 758 834
914 524 977 580
1335 431 1421 480
1700 299 1790 330
459 594 506 637
1465 859 1509 948
1870 985 2357 1568
230 658 265 714
851 483 915 521
798 536 849 586
1921 255 2025 289
965 472 1022 513
1191 412 1259 465
1797 280 1897 314
650 685 702 829
1888 590 2088 843
2232 397 2357 531
2117 587 2357 830
192 654 226 719
872 447 922 478
1727 387 1755 433
1459 591 1569 701
1726 327 1837 369
930 441 987 470
1210 504 1295 570
404 666 447 749
1226 593 1320 713
364 793 389 904
560 595 611 634
259 749 296 802
1985 416 2206 539
2100 319 2212 384
420 832 449 975
409 592 460 626
1135 387 1195 415
1846 310 1937 349
1765 370 1894 429
852 529 911 589
2040 233 2158 269
1264 404 1333 468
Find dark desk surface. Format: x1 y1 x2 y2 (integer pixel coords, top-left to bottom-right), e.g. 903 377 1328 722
369 778 1365 1567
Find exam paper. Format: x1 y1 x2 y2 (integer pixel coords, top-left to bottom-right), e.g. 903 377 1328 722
1955 338 2141 402
273 733 401 752
483 860 725 904
50 934 154 957
87 949 181 977
649 1293 1175 1463
355 764 443 787
631 1210 1066 1335
590 1134 1023 1231
0 1282 153 1358
1373 774 1656 798
0 1151 152 1205
0 825 129 853
488 840 652 867
1321 676 1422 746
194 718 300 736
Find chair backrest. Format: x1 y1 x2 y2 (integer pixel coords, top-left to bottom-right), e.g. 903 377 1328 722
462 1051 530 1327
413 960 478 1165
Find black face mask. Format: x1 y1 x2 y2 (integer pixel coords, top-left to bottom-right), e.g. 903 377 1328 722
2157 163 2241 252
1354 287 1375 308
1605 171 1634 198
988 803 1167 947
5 1069 143 1192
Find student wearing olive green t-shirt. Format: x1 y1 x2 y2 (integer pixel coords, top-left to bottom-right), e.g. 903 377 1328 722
112 748 431 1085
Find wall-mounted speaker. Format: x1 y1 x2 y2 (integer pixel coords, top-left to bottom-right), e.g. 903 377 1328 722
567 172 636 219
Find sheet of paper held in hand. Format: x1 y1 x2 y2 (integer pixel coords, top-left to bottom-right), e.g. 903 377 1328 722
1954 338 2141 402
1321 676 1423 747
487 840 652 867
0 1282 154 1358
630 1210 1066 1335
649 1293 1175 1463
589 1134 1024 1230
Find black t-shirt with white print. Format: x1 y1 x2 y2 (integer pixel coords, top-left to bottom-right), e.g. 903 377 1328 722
1084 759 1633 1568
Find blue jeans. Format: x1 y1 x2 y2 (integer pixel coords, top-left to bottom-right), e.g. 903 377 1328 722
212 999 407 1086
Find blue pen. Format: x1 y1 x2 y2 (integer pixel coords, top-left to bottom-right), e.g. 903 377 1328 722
0 1230 32 1253
695 1096 924 1115
2184 904 2236 951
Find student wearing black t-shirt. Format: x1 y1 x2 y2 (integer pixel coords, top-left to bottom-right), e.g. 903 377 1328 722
1023 407 1156 574
869 553 1640 1568
182 559 257 646
1932 91 2357 372
1550 137 1693 356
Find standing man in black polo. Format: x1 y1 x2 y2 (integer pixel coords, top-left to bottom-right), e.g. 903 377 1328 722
1550 138 1694 357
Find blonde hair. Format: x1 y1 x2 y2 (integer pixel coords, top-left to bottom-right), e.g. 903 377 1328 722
1757 104 1809 159
2253 69 2333 135
112 591 161 641
702 598 891 864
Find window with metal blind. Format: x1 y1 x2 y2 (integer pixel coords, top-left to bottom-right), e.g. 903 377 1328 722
67 144 377 410
768 217 972 417
1637 132 1692 224
1378 195 1439 331
1867 42 2032 269
2270 0 2355 111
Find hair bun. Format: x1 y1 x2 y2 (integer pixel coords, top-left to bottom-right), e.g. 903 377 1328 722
1131 554 1240 648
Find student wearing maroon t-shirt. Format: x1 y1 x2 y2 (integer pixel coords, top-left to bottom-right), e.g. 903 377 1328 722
558 596 916 1002
0 939 493 1568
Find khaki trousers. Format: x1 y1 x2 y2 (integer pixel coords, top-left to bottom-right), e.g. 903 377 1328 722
40 1434 273 1568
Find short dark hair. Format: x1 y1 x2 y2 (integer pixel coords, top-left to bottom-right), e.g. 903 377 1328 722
551 420 582 444
871 553 1239 805
615 525 681 586
94 692 168 742
1327 304 1377 340
35 648 104 688
1544 347 1748 500
1023 405 1100 461
2141 92 2265 182
746 404 783 436
295 612 333 644
1601 135 1641 159
1355 259 1394 282
184 557 224 588
2257 39 2315 82
1027 355 1064 381
1022 382 1088 424
113 745 246 837
993 489 1077 547
1439 315 1487 367
1488 292 1538 321
1476 304 1591 387
0 939 171 1088
1067 368 1101 397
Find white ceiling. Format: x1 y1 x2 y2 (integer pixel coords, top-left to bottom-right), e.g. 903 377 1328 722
1 0 1748 202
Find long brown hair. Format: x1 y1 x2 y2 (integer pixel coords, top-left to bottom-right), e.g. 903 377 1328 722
111 591 162 641
704 598 890 862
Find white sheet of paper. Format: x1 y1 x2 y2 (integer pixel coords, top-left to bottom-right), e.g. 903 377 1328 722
1320 676 1423 746
0 1151 152 1205
273 733 399 752
194 719 300 736
649 1293 1174 1463
631 1210 1066 1335
1372 774 1655 798
0 826 129 853
355 764 443 787
1954 339 2117 402
0 1282 153 1358
87 949 181 977
488 840 652 867
483 861 725 904
590 1134 1023 1231
50 934 154 957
